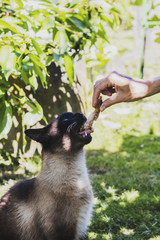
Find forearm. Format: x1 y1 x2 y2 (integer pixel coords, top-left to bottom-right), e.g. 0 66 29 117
129 77 160 101
92 72 160 110
146 77 160 97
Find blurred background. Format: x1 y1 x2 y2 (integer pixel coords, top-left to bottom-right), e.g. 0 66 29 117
0 0 160 239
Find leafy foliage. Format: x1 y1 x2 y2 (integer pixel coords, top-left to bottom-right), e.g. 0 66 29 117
148 0 160 44
132 0 160 29
0 0 119 140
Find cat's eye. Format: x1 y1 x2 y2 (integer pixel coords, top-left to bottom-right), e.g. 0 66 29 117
62 119 69 123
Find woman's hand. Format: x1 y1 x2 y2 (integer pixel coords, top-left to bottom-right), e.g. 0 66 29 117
92 71 154 111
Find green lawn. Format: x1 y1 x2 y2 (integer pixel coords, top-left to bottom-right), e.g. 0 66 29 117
85 95 160 240
0 95 160 240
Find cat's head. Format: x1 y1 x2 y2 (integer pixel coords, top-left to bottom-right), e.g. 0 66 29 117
25 112 92 152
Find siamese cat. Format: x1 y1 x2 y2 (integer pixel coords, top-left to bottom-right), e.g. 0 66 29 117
0 112 93 240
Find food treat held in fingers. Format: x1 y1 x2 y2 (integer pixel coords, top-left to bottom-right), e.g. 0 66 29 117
79 96 102 136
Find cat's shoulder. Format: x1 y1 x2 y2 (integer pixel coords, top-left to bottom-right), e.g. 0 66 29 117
9 178 36 202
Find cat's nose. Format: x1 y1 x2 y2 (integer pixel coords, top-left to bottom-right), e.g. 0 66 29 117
75 113 87 121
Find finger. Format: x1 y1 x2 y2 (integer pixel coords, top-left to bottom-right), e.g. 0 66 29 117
100 94 119 111
92 85 101 107
101 89 112 96
102 87 116 95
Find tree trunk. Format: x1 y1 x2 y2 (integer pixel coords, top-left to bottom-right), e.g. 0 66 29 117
0 58 87 158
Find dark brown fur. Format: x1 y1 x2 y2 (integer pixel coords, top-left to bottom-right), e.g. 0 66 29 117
0 113 93 240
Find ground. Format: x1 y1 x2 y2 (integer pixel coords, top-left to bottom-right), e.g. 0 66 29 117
1 94 160 240
85 94 160 240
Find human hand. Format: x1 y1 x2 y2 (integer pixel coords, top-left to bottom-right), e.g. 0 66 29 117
92 71 150 111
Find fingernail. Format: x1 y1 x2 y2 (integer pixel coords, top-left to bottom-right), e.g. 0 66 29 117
100 105 106 112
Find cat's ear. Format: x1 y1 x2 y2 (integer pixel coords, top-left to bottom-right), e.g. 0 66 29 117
25 120 59 143
25 127 49 144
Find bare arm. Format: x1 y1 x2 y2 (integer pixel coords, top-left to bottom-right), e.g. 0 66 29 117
92 71 160 111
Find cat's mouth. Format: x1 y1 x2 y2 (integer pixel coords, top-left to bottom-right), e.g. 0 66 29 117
76 121 92 142
67 122 92 139
78 128 92 138
64 113 92 143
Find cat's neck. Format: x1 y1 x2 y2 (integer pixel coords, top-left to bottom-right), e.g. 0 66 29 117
36 149 88 191
41 148 85 169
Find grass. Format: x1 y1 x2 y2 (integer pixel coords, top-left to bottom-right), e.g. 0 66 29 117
0 95 160 240
85 95 160 240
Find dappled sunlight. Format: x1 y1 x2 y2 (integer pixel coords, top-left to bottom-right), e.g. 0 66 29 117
153 195 160 203
100 215 111 224
98 182 139 204
120 227 134 236
90 181 142 239
88 232 98 239
0 179 15 197
17 156 41 174
20 160 40 174
105 185 118 201
101 233 113 240
1 95 160 240
95 201 108 214
85 115 160 239
88 232 113 240
149 236 160 240
120 189 139 203
0 0 160 239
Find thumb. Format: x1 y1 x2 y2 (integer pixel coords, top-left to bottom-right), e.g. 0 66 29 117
100 94 119 111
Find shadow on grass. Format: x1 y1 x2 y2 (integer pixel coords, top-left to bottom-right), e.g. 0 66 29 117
0 156 22 185
86 134 160 240
0 134 160 239
0 153 40 187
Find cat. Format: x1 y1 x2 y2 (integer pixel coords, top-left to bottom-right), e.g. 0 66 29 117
0 112 93 240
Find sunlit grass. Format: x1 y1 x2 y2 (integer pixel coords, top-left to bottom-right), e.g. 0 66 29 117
149 237 160 240
85 94 160 240
0 95 160 240
120 189 139 203
120 227 134 236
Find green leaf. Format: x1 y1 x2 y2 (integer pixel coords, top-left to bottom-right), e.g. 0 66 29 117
131 0 143 6
86 59 109 68
28 53 46 70
46 55 53 66
21 67 38 90
67 16 86 32
31 38 45 58
33 64 47 88
110 9 120 26
0 88 6 99
155 33 160 44
23 101 44 126
97 23 109 42
52 27 58 41
21 67 29 85
53 53 64 68
0 19 19 33
28 72 38 90
54 28 69 53
89 0 112 11
17 13 32 26
15 0 24 8
0 99 12 139
0 46 17 80
36 0 53 7
64 53 74 86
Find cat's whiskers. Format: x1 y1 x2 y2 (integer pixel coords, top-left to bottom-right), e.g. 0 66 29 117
66 122 77 134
